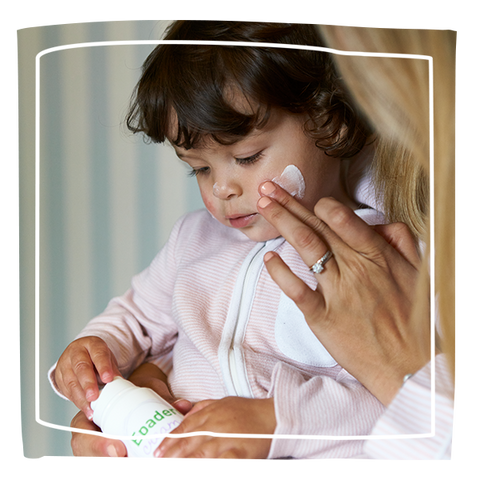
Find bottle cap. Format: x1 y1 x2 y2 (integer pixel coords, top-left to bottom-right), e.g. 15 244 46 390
91 376 136 426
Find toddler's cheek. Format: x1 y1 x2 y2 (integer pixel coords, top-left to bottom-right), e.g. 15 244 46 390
201 194 220 220
271 165 306 199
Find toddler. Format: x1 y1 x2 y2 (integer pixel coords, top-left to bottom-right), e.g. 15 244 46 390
50 21 385 459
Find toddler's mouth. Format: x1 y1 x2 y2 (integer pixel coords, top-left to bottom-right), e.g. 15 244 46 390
227 213 257 228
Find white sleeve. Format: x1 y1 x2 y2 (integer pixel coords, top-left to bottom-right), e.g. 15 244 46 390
363 354 453 459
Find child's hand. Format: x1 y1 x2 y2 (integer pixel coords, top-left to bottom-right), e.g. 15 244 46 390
55 336 121 420
127 362 193 415
69 363 193 457
154 396 276 459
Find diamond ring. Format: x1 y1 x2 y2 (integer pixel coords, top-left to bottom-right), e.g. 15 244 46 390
309 251 334 274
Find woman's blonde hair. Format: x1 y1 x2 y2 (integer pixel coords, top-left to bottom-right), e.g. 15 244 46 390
320 26 456 383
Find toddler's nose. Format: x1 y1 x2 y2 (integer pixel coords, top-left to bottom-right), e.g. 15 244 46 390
212 180 241 199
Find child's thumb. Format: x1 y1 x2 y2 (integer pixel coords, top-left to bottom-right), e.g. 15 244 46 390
106 442 127 457
171 398 193 415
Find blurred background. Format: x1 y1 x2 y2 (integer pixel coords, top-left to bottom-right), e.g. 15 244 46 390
19 20 204 456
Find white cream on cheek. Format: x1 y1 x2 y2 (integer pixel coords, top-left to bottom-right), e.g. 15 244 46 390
272 165 306 199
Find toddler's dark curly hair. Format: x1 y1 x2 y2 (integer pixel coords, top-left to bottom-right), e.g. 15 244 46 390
126 20 372 158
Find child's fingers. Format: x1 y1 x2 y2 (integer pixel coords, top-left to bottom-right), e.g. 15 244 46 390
71 348 107 402
263 251 325 318
55 352 96 418
71 352 101 402
88 341 120 385
183 399 215 417
171 399 194 415
56 337 120 417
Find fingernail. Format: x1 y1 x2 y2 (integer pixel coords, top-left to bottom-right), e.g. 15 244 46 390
154 447 163 458
264 252 275 262
107 444 119 457
101 372 114 383
86 389 96 401
261 181 276 195
172 398 190 409
86 407 94 421
258 196 272 209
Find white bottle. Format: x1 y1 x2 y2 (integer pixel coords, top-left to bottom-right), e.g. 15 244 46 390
91 376 184 457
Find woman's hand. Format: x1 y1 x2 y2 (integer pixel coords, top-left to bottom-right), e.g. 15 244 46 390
70 363 192 456
155 397 275 459
257 182 431 405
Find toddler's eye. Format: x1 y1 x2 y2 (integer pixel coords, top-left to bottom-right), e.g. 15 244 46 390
188 166 210 177
235 151 263 165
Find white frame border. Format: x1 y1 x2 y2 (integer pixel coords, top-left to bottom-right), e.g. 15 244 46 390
34 39 435 442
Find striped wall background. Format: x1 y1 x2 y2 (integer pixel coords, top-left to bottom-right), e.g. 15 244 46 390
20 20 204 456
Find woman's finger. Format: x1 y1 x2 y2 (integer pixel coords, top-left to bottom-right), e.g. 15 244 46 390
259 181 327 232
263 251 326 318
312 198 422 274
372 222 422 268
313 197 401 260
257 186 339 277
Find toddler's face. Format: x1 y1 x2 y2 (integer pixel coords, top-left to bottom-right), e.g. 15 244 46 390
171 110 352 242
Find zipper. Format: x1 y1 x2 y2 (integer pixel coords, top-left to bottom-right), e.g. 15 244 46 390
219 237 285 397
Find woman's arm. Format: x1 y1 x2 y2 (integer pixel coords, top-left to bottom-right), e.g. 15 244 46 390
364 354 453 459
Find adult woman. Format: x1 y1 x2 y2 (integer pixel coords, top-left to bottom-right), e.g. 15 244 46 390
259 25 455 458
